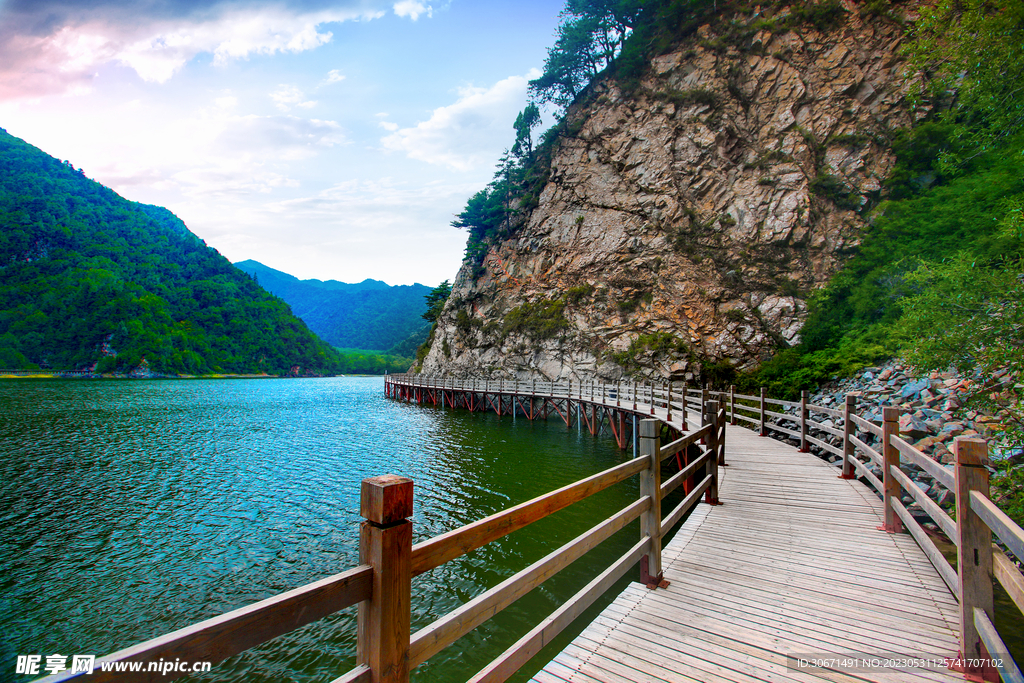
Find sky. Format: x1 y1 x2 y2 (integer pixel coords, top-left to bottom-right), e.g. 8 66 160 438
0 0 565 286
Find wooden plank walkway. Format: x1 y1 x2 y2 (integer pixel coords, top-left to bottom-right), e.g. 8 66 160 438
532 422 964 683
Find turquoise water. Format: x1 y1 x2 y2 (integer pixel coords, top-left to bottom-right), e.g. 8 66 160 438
0 377 647 682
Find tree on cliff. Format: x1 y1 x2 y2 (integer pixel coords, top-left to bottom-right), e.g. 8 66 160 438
422 280 452 323
529 0 643 107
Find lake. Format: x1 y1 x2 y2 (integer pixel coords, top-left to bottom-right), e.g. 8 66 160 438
0 377 647 682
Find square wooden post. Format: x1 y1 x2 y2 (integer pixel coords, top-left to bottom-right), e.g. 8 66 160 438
358 475 413 683
666 382 673 422
639 419 666 587
705 401 721 505
879 407 902 533
681 384 688 426
955 437 996 680
718 405 727 467
759 387 767 436
729 385 736 425
799 389 809 452
840 395 857 479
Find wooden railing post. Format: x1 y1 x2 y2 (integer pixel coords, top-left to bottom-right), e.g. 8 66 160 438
840 395 857 479
719 404 727 467
358 475 413 683
955 437 995 677
638 419 665 587
681 384 688 426
705 401 721 505
759 387 767 436
879 407 902 533
632 381 637 411
729 385 736 425
799 389 809 452
666 382 673 422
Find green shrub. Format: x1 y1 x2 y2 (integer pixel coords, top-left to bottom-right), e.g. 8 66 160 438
809 173 862 210
501 298 569 340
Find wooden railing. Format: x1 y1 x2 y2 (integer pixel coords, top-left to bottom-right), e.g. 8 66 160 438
37 403 726 683
391 373 1024 682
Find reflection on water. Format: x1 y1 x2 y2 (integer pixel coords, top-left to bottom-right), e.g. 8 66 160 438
0 377 643 682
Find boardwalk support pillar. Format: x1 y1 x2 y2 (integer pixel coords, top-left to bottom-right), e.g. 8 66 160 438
879 407 902 534
954 437 997 683
358 475 413 683
639 419 666 588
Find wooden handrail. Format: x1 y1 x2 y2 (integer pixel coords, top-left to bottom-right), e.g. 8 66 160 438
806 403 843 418
409 496 650 666
659 424 711 460
850 433 881 466
890 433 954 491
662 451 710 497
466 536 651 683
39 566 373 683
850 413 883 437
410 455 647 576
889 464 957 541
970 490 1024 563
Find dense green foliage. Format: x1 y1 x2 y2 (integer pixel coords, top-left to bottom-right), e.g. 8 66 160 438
0 130 342 375
422 280 452 324
234 260 432 351
905 0 1024 172
333 348 415 375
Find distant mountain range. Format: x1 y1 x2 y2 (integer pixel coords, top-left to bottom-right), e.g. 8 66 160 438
0 129 341 375
234 260 431 352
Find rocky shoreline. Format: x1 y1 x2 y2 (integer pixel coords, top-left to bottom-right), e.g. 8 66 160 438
762 359 1019 524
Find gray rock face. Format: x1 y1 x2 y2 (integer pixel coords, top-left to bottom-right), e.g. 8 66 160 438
423 3 920 381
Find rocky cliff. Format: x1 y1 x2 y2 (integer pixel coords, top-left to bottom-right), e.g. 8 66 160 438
422 2 921 382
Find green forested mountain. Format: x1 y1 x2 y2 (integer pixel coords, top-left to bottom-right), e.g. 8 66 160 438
234 259 431 351
0 128 342 375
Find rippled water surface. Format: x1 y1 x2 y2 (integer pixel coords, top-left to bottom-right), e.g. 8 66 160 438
0 377 646 682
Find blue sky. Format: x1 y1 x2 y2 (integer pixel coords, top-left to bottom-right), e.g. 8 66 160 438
0 0 564 285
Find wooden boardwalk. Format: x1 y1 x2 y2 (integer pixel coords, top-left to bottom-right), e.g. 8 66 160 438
533 422 964 683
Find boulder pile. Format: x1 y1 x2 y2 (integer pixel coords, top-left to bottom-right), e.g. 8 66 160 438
761 359 1018 521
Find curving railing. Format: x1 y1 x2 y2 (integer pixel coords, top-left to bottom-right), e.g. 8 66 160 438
35 383 726 683
391 373 1024 683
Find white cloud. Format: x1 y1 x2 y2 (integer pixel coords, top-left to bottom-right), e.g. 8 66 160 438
214 115 344 162
320 69 346 86
0 5 388 97
380 70 539 172
198 177 472 284
393 1 433 21
270 85 317 112
378 121 399 131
